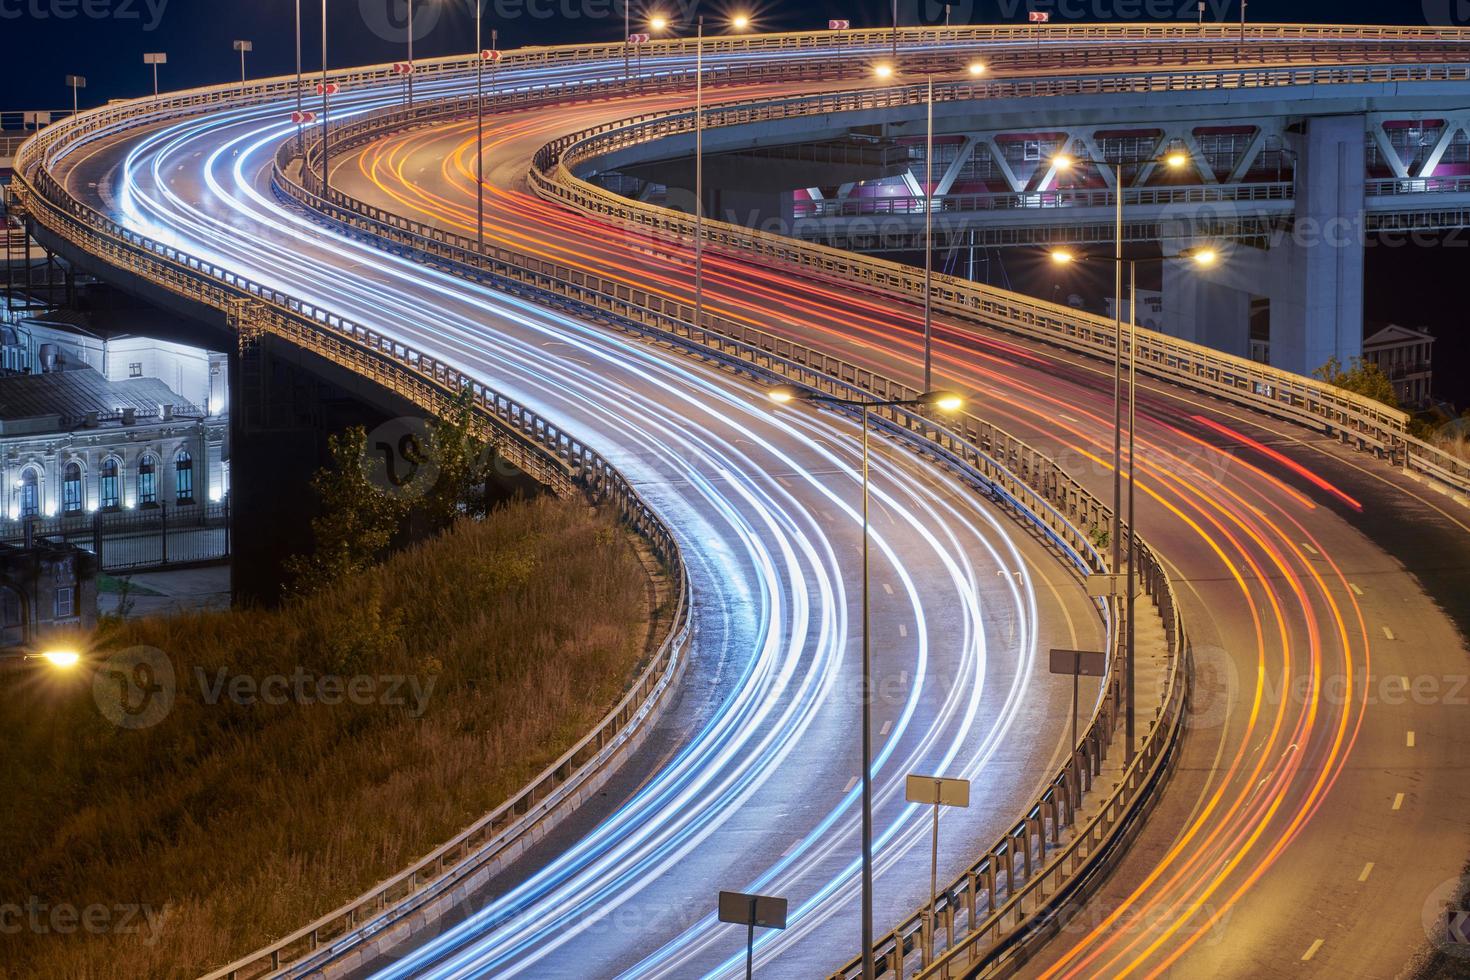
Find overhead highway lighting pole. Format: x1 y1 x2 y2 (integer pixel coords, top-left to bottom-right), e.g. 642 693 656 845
695 15 704 326
321 0 330 192
1048 221 1218 764
295 0 304 149
407 0 416 106
769 383 965 980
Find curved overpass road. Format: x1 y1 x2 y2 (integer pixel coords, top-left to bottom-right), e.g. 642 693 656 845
335 42 1470 979
44 57 1110 979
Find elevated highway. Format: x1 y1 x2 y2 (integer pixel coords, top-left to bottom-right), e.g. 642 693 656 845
11 22 1470 980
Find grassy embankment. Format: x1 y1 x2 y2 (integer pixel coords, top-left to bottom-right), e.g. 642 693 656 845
0 497 659 979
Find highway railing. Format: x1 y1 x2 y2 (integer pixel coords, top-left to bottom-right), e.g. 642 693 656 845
793 182 1297 218
529 61 1470 497
273 108 1196 977
11 118 697 980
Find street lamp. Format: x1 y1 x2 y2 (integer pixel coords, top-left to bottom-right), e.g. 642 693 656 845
39 649 81 669
1044 233 1221 763
475 7 500 252
730 13 751 31
873 63 991 391
768 382 966 980
649 13 669 32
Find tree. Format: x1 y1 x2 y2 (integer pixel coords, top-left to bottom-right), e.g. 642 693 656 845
419 388 498 532
1313 356 1399 410
284 426 407 597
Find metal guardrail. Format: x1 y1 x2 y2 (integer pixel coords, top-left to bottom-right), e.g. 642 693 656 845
272 110 1194 979
8 24 1464 976
528 62 1470 497
794 182 1297 218
10 100 698 980
1367 174 1470 196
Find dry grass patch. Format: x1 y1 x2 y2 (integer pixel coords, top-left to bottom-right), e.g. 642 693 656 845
0 497 656 979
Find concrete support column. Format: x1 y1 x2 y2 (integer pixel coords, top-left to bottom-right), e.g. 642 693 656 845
1269 114 1366 374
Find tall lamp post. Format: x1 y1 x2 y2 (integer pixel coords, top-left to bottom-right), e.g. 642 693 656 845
1048 236 1220 761
475 16 499 251
768 383 966 980
873 62 987 390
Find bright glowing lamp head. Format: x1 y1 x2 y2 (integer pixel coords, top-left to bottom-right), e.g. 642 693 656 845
768 385 800 404
1050 248 1076 264
731 13 750 29
922 390 965 413
967 61 986 76
1190 247 1220 268
649 13 669 31
41 650 81 669
873 63 895 80
1164 151 1189 170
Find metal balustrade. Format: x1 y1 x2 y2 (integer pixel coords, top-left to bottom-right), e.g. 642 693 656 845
271 115 1194 979
10 25 1470 978
793 182 1297 218
526 62 1470 497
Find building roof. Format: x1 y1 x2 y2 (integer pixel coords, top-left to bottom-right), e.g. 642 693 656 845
1364 323 1435 348
0 366 198 428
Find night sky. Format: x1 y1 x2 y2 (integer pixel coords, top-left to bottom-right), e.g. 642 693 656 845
3 0 1465 404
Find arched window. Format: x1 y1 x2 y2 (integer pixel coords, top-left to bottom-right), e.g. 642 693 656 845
62 462 83 514
99 457 121 511
175 450 194 503
18 468 39 519
137 454 158 506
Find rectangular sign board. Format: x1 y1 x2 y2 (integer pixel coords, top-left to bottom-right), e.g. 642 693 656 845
718 891 788 930
1049 648 1107 678
906 774 971 808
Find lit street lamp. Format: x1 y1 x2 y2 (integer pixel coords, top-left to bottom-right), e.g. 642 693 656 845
1045 230 1222 762
872 62 988 391
768 382 965 980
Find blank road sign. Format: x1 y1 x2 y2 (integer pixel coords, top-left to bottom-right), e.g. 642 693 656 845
1049 648 1107 678
718 891 788 930
906 774 971 808
143 53 167 64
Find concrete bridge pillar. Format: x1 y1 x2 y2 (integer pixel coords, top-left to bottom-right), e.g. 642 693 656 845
1159 114 1365 373
1266 114 1366 375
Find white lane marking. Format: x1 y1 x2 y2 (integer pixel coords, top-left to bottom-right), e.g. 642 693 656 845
776 476 793 489
1301 541 1320 556
1358 862 1375 882
883 583 895 595
1349 583 1364 596
1302 939 1324 962
898 624 908 638
1392 792 1405 811
1407 731 1416 748
843 776 858 793
1382 626 1396 641
880 720 893 737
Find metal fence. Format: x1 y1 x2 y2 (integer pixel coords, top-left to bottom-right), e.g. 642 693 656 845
529 62 1470 498
0 501 229 572
274 113 1194 979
